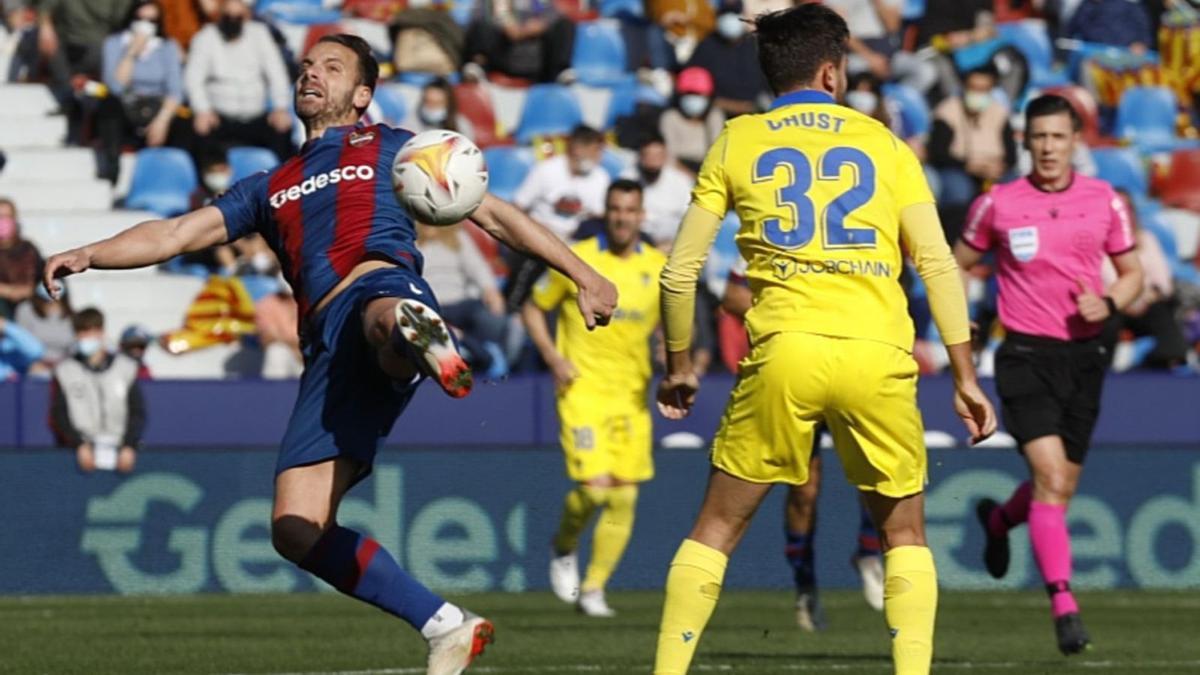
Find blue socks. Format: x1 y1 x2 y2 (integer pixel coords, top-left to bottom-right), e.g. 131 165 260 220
856 507 882 559
784 530 816 590
300 525 456 635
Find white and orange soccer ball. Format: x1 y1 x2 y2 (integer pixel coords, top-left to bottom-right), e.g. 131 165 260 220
391 130 488 226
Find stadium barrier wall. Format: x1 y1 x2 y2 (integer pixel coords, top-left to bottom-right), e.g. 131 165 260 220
1 374 1197 595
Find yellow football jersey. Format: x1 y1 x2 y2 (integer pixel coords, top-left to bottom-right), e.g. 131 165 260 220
532 235 666 402
692 90 933 351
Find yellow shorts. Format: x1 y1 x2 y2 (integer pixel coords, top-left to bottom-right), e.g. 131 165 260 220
711 332 926 497
558 391 653 483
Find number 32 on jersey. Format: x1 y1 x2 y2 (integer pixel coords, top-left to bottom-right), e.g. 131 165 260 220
752 146 877 251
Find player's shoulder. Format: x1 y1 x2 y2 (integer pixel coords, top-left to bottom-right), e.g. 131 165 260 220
1070 173 1119 199
638 242 668 267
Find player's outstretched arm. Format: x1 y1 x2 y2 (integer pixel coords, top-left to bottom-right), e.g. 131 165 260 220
42 206 229 297
656 204 723 420
901 202 997 443
469 193 617 328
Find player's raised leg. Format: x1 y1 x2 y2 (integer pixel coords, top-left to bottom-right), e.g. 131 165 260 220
272 458 492 675
860 491 937 675
784 457 824 631
1023 436 1089 654
976 480 1032 578
362 290 472 399
654 469 773 674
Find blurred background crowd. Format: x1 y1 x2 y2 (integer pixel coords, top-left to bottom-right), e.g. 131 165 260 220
2 0 1200 384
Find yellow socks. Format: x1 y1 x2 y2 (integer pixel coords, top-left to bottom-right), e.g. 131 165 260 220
581 484 638 592
553 485 606 554
654 539 728 675
884 545 938 675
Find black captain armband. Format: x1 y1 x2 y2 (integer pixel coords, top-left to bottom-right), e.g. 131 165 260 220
1104 296 1118 317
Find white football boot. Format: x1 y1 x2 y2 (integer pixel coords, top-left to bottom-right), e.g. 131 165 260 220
425 612 494 675
394 299 473 398
549 549 580 604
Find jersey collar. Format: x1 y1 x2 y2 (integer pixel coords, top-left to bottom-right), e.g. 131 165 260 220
596 231 643 256
770 89 837 110
300 124 360 153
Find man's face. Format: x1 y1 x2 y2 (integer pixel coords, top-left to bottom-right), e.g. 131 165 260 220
295 42 367 123
1026 112 1078 183
638 142 667 182
965 72 995 95
221 0 250 20
604 189 644 249
0 202 17 246
567 140 602 175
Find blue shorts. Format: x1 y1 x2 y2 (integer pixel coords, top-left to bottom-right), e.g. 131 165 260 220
277 266 440 479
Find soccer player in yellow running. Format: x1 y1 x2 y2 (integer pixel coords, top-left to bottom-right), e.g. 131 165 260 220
651 5 997 674
522 179 667 618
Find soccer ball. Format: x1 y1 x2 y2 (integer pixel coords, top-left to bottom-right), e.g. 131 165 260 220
392 130 488 226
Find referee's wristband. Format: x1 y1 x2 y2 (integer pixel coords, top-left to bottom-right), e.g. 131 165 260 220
1104 295 1119 316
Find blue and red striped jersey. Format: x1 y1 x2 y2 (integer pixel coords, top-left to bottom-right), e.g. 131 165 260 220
214 124 422 323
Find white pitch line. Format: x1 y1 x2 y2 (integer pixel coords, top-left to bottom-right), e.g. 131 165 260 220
231 659 1200 675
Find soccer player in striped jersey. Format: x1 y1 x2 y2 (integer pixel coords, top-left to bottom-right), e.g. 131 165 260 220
42 34 617 675
954 94 1143 655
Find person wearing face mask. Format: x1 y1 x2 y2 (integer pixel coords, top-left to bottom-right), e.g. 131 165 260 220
659 66 725 173
619 132 694 247
929 64 1017 208
97 0 186 184
506 125 611 308
49 308 146 474
0 197 42 320
411 78 476 139
184 0 294 167
684 0 769 117
15 283 75 370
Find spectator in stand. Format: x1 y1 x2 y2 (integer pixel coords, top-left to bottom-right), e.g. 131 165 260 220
158 0 218 51
825 0 901 78
50 308 145 474
845 71 893 126
184 0 293 166
118 324 153 379
506 125 610 308
621 132 693 248
390 8 463 78
417 224 509 378
410 78 476 138
37 0 133 115
96 0 186 184
1 1 38 82
659 66 725 173
929 65 1016 208
0 197 41 320
686 0 768 117
1066 0 1153 53
1101 191 1189 370
649 0 714 63
463 0 575 83
255 282 303 379
15 284 74 370
911 0 994 99
0 314 43 381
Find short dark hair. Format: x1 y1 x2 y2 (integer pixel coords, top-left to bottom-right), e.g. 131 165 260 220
964 63 999 82
754 3 849 96
568 124 604 145
636 130 666 150
72 307 104 333
607 178 643 202
1025 94 1082 132
317 34 379 93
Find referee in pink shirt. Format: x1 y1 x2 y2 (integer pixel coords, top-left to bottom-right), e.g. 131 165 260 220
953 95 1144 656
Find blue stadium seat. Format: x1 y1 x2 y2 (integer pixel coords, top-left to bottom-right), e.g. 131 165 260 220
395 71 460 87
515 84 583 144
1092 147 1147 196
600 147 629 179
255 0 341 25
1115 86 1200 153
449 0 475 26
228 147 280 184
996 20 1071 88
371 83 409 127
571 21 635 88
125 148 198 217
600 0 643 19
902 0 925 20
482 147 536 202
882 83 930 137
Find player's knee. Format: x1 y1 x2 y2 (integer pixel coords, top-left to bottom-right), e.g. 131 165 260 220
362 297 399 348
1034 472 1075 502
271 514 326 563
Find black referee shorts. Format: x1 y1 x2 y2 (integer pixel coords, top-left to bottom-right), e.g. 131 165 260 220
994 331 1109 464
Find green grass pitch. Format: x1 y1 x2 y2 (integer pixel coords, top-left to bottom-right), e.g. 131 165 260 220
3 590 1199 674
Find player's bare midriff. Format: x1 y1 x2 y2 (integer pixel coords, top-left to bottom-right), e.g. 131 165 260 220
312 258 396 314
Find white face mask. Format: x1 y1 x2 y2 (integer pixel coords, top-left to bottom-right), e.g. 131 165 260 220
716 13 745 40
679 94 709 118
76 337 103 358
251 251 273 274
573 158 598 175
845 90 878 114
131 20 156 37
204 171 231 194
964 91 992 114
419 106 448 126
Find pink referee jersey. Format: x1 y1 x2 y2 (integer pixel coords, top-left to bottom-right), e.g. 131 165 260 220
962 175 1136 341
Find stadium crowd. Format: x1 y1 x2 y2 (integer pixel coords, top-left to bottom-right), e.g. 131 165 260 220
2 0 1200 383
